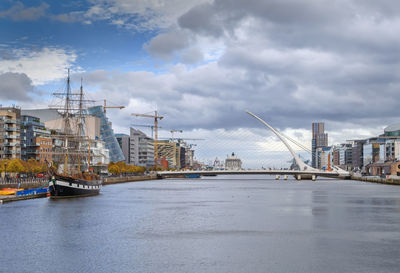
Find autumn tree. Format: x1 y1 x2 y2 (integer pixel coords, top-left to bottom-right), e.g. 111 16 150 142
6 159 26 173
108 164 120 175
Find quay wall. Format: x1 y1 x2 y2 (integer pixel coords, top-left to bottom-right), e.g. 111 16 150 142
351 175 400 185
103 175 158 185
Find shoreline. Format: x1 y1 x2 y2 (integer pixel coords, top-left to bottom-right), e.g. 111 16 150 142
0 175 158 204
102 175 159 185
2 174 400 204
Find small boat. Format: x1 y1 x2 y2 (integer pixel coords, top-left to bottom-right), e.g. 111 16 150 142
184 174 201 178
15 187 48 197
0 188 24 195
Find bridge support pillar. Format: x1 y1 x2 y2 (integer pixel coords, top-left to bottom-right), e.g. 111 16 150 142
275 175 280 180
283 175 288 180
296 174 302 181
312 175 316 181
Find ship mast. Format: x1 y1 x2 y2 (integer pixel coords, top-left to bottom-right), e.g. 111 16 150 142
63 69 73 175
77 78 84 173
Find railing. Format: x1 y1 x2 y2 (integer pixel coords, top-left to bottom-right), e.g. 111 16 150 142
4 134 18 139
0 177 48 185
5 127 19 132
33 128 49 135
3 142 18 147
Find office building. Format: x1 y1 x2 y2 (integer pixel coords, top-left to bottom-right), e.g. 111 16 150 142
131 128 154 167
87 106 124 162
157 140 179 169
116 129 155 168
116 134 130 164
312 122 328 168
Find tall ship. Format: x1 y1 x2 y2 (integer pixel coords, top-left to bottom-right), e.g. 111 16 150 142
48 70 102 198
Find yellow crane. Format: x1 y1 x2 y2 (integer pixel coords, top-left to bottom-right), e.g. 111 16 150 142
103 99 125 113
131 111 164 167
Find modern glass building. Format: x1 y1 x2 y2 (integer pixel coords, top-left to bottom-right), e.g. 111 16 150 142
384 124 400 137
312 122 328 168
87 106 125 162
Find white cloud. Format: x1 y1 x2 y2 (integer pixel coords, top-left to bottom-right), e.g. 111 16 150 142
0 47 80 85
55 0 211 31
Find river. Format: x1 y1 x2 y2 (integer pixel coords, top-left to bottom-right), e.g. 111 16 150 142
1 176 400 273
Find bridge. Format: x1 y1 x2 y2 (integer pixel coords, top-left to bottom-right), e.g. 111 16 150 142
157 111 351 180
157 169 350 180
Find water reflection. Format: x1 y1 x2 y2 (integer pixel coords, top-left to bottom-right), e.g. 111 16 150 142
2 177 400 273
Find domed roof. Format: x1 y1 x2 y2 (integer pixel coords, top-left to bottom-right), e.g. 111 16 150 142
384 123 400 133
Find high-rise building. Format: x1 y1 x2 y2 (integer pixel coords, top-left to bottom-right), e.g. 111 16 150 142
312 122 328 168
87 106 124 162
0 106 21 159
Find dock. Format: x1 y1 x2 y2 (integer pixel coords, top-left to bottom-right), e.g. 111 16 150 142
0 192 48 204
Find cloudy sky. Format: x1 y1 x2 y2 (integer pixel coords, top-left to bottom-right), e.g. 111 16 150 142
1 0 399 167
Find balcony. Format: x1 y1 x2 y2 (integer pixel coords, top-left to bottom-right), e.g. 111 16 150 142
21 120 42 127
33 128 49 135
4 119 18 124
3 142 18 147
5 127 19 132
2 149 16 155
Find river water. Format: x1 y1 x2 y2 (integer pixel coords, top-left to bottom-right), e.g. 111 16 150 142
1 176 400 273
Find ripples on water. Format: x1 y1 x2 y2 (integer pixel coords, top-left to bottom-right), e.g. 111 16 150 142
1 176 400 273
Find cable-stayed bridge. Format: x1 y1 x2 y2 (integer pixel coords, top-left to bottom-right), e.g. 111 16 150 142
157 111 350 180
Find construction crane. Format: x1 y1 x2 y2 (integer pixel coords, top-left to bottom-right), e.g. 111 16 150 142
170 129 183 141
159 138 205 141
131 111 164 167
130 124 162 138
103 99 125 113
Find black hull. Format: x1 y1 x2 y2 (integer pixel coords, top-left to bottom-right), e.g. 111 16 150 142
48 175 102 198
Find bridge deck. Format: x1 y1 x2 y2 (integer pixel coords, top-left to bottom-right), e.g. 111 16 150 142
157 169 349 178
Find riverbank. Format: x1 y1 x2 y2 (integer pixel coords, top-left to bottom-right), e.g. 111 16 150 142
0 175 158 204
351 175 400 185
103 175 158 185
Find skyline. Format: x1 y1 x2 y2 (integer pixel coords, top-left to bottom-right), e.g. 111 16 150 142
1 0 399 166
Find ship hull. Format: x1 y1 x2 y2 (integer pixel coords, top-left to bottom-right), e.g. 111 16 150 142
48 175 102 198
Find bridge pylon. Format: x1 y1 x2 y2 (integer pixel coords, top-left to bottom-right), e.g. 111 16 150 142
245 111 350 179
246 111 317 172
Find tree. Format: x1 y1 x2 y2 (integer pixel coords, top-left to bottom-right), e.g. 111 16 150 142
6 159 26 173
108 164 120 175
0 159 9 173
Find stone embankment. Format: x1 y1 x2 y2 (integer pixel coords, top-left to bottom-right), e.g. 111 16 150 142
351 175 400 185
102 175 158 185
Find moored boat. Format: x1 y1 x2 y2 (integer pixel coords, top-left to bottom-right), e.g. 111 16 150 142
47 70 103 199
48 174 101 198
0 188 24 195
